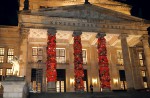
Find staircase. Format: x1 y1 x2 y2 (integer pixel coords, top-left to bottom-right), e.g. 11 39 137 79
28 91 150 98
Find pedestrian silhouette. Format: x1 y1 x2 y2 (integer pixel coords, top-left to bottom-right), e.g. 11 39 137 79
90 84 93 93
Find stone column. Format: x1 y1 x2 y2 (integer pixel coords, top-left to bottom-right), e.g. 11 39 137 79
119 34 134 91
73 31 84 92
47 28 57 92
129 47 144 89
96 33 111 92
20 28 29 78
140 34 150 88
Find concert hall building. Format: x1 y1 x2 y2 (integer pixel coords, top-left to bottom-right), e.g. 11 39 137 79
0 0 150 92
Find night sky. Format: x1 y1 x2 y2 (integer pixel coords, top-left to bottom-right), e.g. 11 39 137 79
0 0 149 26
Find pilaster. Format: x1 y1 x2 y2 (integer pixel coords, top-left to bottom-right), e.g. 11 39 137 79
89 45 100 92
67 44 75 92
19 28 29 78
107 46 120 90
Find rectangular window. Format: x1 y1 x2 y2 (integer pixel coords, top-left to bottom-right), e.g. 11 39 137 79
0 69 2 81
6 69 12 75
0 48 5 63
117 50 123 65
138 52 144 66
141 70 146 77
56 48 65 63
144 82 148 88
7 49 14 63
82 49 87 64
32 47 43 62
0 69 2 75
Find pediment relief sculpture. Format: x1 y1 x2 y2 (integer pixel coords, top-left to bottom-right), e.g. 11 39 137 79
30 4 143 23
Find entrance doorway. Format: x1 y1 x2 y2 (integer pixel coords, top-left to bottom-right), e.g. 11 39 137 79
119 70 127 90
56 69 66 92
31 68 43 92
84 70 88 92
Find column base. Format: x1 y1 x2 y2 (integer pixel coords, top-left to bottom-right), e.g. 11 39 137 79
102 88 111 92
47 82 56 92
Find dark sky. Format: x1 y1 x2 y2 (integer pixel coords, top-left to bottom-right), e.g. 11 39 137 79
0 0 149 26
115 0 150 20
0 0 19 26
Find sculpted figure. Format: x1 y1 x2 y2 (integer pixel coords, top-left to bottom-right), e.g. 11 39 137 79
10 56 20 76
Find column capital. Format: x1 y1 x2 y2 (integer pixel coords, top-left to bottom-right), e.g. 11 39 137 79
72 31 82 37
47 28 57 35
20 28 30 39
96 33 106 38
118 33 128 39
139 34 149 41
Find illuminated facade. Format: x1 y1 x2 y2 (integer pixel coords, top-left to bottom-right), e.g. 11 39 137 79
0 0 150 92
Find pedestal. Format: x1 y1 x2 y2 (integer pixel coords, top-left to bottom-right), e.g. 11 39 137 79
2 76 27 98
47 82 56 92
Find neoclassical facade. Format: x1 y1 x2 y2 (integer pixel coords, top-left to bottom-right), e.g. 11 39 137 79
0 0 150 93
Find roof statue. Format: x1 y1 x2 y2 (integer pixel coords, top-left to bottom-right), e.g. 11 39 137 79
23 0 29 10
84 0 90 4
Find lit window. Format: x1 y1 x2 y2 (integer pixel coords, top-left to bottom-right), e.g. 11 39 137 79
141 70 146 77
32 47 43 62
6 69 12 75
7 49 14 63
82 49 87 64
144 82 148 88
139 52 144 66
56 81 64 92
84 81 87 92
56 48 65 63
0 69 2 75
139 52 143 59
120 81 127 90
117 50 123 65
0 48 5 63
32 81 36 91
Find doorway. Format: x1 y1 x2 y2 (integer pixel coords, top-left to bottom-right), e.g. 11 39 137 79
83 70 88 92
56 69 66 92
31 68 43 92
119 70 127 90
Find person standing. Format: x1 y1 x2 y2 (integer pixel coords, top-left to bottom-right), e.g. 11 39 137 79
90 84 93 93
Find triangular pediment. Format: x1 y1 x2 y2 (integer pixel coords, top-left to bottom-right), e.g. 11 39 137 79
31 4 143 23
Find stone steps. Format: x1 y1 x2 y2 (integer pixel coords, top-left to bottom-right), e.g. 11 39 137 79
28 92 150 98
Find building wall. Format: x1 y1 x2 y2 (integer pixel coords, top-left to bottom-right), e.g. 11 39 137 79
0 27 149 92
0 26 20 77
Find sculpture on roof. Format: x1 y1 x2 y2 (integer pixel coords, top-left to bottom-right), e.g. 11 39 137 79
84 0 90 4
23 0 29 10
